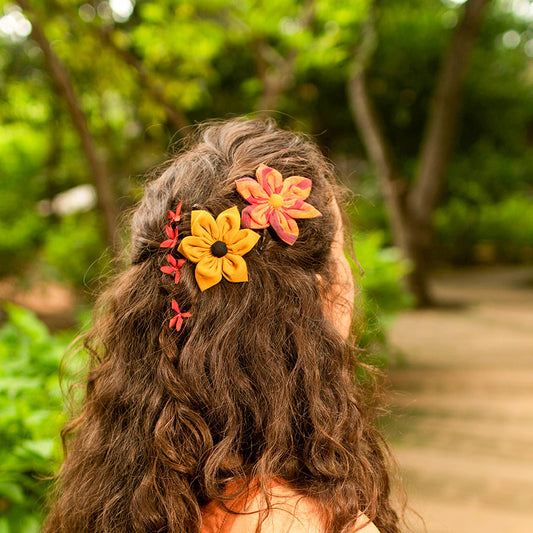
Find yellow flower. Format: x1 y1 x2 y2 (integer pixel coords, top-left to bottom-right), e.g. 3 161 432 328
177 206 260 291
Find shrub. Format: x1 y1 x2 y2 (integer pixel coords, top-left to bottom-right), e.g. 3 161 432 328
350 230 415 363
0 304 80 533
434 194 533 265
42 210 112 288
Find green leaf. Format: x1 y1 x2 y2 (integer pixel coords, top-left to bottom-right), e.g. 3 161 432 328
20 439 55 460
0 481 24 504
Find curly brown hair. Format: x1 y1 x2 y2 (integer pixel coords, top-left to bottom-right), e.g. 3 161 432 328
41 117 400 533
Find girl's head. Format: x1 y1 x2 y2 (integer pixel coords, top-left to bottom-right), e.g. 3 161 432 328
130 117 356 341
43 118 399 533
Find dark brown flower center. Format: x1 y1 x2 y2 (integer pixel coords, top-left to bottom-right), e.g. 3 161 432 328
211 240 228 258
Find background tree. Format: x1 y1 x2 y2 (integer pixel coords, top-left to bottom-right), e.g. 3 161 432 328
348 0 491 306
0 0 532 293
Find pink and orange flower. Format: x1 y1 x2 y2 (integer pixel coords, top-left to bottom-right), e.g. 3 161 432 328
235 164 322 245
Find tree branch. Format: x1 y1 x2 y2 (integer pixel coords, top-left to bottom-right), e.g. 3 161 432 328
256 0 316 114
17 0 121 257
347 13 410 251
99 28 190 132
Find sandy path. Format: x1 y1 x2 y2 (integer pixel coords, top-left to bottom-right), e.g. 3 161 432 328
385 266 533 533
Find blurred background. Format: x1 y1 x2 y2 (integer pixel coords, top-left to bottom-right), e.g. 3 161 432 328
0 0 532 531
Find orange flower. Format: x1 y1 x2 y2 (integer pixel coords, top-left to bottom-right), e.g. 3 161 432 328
177 206 260 291
235 164 322 245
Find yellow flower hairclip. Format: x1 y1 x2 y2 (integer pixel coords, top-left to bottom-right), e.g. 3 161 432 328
177 206 260 291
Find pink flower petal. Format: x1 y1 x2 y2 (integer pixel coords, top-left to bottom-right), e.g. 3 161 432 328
235 177 269 204
270 210 299 245
256 164 283 195
282 201 322 219
279 176 313 200
241 203 272 229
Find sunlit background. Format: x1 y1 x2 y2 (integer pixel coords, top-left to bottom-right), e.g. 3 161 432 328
1 1 532 532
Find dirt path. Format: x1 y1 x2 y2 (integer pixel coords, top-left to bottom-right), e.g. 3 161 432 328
385 266 533 533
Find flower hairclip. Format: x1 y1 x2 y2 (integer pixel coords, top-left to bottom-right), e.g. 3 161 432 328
168 201 182 223
160 254 186 283
159 201 191 331
177 206 260 291
160 202 183 249
235 164 322 245
169 299 192 331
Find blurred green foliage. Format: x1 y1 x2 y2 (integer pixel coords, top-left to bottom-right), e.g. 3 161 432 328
0 303 81 533
0 0 532 288
435 193 533 265
351 230 415 360
42 211 110 287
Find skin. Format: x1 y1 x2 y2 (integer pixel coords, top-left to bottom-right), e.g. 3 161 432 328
231 482 380 533
317 198 355 339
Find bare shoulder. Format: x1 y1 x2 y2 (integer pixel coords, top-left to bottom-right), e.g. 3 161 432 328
229 483 381 533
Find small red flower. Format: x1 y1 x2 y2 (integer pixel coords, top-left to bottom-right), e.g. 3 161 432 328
160 254 186 283
160 225 179 248
168 201 183 223
169 299 192 331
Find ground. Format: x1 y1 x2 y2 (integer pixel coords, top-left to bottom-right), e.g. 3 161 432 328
385 266 533 533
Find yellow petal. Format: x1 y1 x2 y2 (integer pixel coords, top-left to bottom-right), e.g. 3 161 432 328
191 210 219 242
222 253 248 283
226 228 260 256
195 255 223 291
216 206 241 236
177 235 212 263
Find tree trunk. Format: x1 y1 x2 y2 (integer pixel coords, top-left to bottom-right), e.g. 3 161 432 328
348 0 490 307
348 70 434 306
17 0 121 257
409 0 491 224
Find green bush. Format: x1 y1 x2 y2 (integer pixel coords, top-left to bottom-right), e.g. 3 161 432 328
42 210 112 288
0 304 80 533
0 124 48 277
350 230 415 362
434 194 533 265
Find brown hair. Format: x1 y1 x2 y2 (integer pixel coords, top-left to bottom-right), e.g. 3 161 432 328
42 117 399 533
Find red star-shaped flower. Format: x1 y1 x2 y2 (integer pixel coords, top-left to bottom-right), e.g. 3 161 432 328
168 201 183 223
160 225 178 249
160 254 186 283
169 299 192 331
